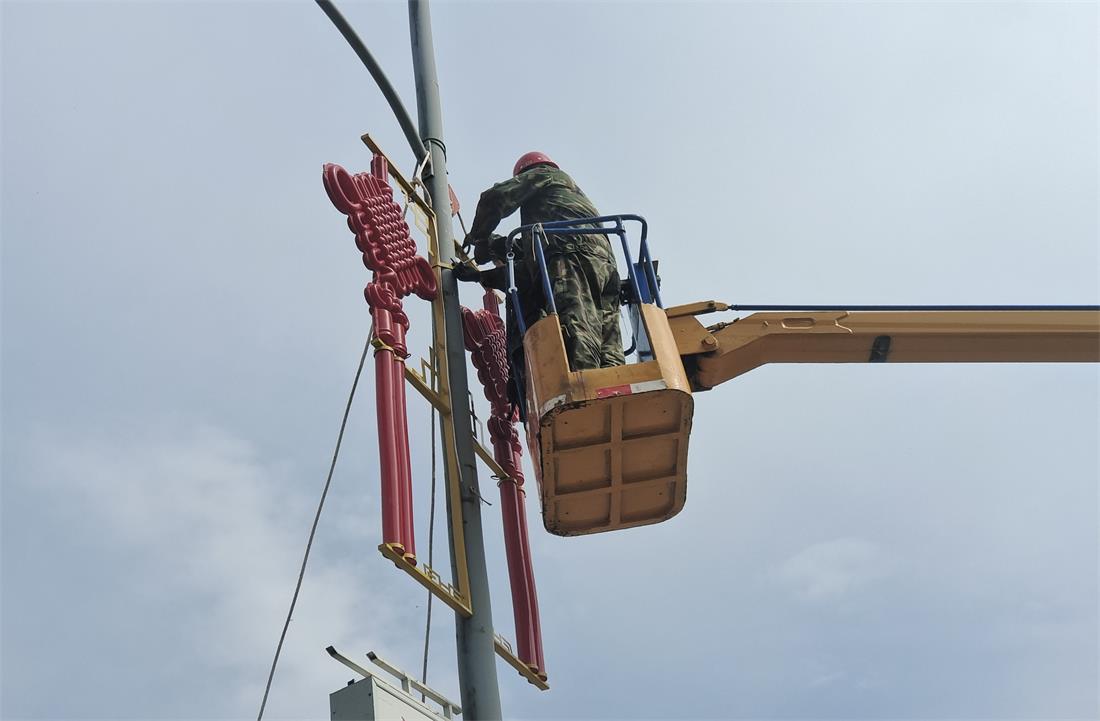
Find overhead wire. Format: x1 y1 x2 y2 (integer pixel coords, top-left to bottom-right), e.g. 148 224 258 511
256 334 372 721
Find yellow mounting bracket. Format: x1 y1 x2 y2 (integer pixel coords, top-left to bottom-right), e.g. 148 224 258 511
362 133 472 618
495 635 550 690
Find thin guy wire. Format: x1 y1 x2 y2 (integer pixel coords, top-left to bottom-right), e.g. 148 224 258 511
257 335 371 721
418 409 435 704
421 319 439 697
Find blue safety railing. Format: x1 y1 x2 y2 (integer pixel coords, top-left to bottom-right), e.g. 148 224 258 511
503 214 661 322
502 214 660 366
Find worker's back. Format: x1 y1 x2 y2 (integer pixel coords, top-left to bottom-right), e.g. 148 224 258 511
517 166 600 227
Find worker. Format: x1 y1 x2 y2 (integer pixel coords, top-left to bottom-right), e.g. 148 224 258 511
455 152 625 373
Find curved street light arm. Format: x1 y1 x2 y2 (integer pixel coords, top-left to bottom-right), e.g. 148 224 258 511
315 0 427 161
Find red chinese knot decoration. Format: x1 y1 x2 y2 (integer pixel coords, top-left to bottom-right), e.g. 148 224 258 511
323 156 437 563
462 290 545 678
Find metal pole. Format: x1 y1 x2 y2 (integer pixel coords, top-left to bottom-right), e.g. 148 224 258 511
407 2 503 719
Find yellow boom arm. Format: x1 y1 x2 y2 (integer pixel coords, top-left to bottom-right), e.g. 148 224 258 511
667 302 1100 390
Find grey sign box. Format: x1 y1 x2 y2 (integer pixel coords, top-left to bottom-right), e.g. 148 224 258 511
331 675 449 721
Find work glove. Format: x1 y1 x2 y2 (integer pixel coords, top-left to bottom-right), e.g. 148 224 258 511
478 266 509 292
453 262 483 283
472 237 494 265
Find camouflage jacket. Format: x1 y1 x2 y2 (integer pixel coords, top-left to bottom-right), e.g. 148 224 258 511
465 165 603 291
467 166 601 255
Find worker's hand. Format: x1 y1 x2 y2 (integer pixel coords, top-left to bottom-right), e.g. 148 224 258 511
472 237 494 265
452 262 482 283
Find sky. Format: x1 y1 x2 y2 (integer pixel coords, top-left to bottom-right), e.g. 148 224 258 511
1 1 1097 720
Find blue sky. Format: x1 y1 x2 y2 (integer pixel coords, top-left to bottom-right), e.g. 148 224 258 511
2 1 1097 719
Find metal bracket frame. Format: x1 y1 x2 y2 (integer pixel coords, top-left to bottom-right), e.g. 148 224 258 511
361 134 551 690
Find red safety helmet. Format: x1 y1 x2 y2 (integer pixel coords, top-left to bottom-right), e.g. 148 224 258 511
513 151 558 176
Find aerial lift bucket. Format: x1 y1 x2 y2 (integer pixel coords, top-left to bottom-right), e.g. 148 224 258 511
525 303 695 534
523 303 694 536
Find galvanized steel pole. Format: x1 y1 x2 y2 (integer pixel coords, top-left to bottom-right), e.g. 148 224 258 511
407 2 503 719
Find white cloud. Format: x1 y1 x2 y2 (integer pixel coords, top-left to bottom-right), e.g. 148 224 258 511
25 423 410 719
774 537 894 603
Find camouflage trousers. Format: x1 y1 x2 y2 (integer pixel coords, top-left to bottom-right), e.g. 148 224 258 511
529 235 625 370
